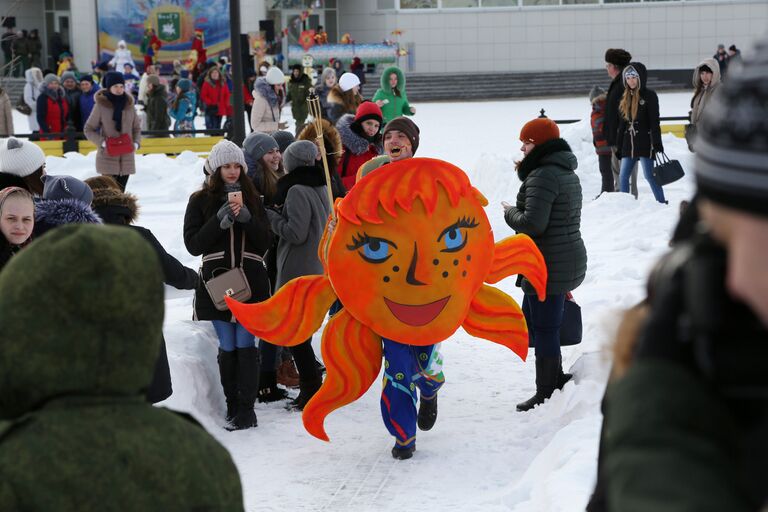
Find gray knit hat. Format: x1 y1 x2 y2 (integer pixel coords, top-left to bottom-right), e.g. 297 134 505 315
283 141 318 173
270 130 295 154
589 85 606 103
695 36 768 217
0 137 46 177
60 71 77 83
207 140 247 174
243 132 279 162
43 175 93 204
43 73 60 86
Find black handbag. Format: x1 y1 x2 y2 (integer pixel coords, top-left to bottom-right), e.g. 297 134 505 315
652 152 685 186
559 294 583 346
15 92 32 116
528 293 583 347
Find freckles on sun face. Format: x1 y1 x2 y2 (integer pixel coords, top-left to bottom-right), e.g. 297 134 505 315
327 189 495 344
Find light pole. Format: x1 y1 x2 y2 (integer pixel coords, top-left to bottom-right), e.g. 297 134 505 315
229 0 245 146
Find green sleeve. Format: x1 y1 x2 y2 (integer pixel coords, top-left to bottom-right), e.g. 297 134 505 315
604 360 752 512
504 170 558 236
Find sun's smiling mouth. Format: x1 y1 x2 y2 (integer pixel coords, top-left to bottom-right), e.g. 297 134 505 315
383 296 450 326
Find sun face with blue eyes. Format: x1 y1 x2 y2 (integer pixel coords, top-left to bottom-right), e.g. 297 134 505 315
329 188 495 344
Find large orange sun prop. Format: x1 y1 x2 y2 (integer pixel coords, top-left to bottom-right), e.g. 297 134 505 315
226 158 547 441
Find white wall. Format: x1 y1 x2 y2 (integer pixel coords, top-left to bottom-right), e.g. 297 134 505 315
72 0 99 72
338 0 768 72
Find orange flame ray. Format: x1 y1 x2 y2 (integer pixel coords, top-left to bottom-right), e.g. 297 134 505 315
485 234 547 301
225 275 337 346
461 284 529 361
302 310 383 441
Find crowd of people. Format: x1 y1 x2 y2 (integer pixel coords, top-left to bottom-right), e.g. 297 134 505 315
0 33 765 510
587 44 727 202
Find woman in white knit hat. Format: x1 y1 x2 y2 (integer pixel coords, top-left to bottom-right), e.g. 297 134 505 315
183 139 273 431
326 72 362 125
0 137 47 195
250 66 287 134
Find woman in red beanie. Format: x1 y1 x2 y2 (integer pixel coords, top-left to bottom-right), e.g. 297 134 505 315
335 101 383 190
503 117 587 412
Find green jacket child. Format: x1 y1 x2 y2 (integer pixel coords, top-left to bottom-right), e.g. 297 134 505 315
0 225 244 511
372 66 415 126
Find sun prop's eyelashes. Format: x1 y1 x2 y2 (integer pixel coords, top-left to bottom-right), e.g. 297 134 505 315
437 216 479 243
346 232 399 251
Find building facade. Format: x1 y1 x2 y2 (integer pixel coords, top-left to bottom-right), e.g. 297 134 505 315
3 0 766 74
337 0 767 72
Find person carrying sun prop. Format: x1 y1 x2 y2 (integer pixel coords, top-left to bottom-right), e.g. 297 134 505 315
224 157 548 461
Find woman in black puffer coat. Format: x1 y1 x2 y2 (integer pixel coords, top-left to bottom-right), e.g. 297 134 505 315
615 62 666 203
504 118 587 413
184 140 273 430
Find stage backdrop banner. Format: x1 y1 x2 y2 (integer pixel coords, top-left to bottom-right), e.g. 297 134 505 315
97 0 231 69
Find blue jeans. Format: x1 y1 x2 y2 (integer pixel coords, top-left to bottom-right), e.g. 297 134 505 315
211 320 256 352
205 114 222 130
522 294 565 358
620 156 666 203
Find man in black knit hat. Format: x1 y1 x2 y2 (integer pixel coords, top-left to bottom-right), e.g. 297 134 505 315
588 37 768 512
603 48 638 197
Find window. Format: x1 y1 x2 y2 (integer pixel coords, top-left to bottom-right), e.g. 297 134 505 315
443 0 480 6
481 0 519 5
399 0 438 8
377 0 396 8
521 0 558 5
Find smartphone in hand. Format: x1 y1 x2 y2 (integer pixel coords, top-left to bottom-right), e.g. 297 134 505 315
501 201 512 209
228 191 243 207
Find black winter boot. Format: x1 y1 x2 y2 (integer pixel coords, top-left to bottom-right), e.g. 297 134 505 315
217 349 238 423
229 347 259 430
417 394 438 431
516 356 560 412
288 377 322 411
391 445 416 460
557 356 573 390
258 370 289 403
287 339 323 411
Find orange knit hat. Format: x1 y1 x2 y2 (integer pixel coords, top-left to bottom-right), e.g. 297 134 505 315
519 118 560 145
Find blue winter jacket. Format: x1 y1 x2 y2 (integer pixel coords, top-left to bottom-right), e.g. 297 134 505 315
169 91 197 129
78 83 100 131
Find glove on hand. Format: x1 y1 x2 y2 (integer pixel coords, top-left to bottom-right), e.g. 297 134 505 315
217 202 233 221
236 205 251 223
220 214 235 230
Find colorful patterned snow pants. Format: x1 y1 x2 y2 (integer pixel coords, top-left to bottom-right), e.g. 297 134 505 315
380 338 444 449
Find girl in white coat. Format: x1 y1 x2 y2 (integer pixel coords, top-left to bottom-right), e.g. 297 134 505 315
23 68 43 133
109 40 136 73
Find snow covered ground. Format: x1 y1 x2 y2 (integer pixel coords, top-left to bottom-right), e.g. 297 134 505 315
13 92 696 511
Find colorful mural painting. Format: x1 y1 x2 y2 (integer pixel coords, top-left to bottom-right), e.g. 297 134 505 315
97 0 231 69
287 43 397 66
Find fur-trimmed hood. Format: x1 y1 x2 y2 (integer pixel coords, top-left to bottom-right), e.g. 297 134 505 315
274 165 328 205
253 77 281 107
90 187 139 225
336 114 381 156
379 66 406 93
93 89 135 110
298 119 343 166
517 138 578 181
32 198 102 238
693 57 721 90
327 85 361 113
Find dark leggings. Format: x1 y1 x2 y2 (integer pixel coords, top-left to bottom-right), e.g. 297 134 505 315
113 174 130 191
598 153 614 193
522 293 566 358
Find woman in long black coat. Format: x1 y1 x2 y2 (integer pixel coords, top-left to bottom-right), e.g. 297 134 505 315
86 175 198 404
184 140 273 430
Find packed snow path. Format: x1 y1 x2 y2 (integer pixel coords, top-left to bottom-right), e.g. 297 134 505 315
30 92 695 511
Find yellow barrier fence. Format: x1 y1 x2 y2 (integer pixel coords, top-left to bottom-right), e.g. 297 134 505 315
31 136 224 158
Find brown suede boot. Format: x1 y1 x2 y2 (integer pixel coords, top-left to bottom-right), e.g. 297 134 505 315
276 359 300 388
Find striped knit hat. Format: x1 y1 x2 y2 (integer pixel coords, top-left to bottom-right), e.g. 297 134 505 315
695 37 768 217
